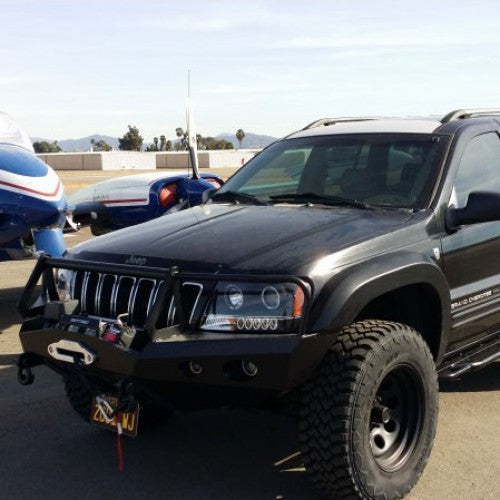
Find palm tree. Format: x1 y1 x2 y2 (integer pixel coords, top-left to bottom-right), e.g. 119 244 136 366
236 129 245 149
159 135 166 151
153 137 159 151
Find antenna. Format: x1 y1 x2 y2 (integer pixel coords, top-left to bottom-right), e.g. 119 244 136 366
186 69 200 179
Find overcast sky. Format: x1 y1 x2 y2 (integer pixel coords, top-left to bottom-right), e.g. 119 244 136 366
2 0 500 141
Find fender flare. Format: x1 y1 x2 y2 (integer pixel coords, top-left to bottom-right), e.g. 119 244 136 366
310 251 451 363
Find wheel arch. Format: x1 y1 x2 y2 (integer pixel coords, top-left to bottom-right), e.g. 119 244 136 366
310 252 450 363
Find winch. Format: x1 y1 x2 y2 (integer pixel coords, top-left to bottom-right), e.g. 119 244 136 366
56 312 137 348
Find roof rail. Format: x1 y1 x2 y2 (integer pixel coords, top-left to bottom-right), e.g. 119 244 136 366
302 117 380 130
441 108 500 124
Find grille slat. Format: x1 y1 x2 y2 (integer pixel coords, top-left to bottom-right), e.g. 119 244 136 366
131 279 156 326
98 275 117 318
72 270 202 329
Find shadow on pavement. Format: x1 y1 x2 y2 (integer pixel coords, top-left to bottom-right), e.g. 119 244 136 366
0 364 321 500
0 353 18 366
0 355 498 499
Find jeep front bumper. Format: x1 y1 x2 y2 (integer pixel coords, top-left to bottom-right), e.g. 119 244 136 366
19 327 333 400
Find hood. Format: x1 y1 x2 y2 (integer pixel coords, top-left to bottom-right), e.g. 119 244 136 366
69 203 414 273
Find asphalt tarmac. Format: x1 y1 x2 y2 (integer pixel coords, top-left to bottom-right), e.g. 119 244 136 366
0 171 499 499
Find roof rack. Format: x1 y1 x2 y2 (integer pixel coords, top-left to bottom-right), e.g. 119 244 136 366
441 108 500 124
302 117 380 130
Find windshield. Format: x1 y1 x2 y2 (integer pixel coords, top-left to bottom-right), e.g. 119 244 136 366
0 112 34 152
217 134 449 209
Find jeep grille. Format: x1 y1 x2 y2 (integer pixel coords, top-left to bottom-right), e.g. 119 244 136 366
72 270 203 328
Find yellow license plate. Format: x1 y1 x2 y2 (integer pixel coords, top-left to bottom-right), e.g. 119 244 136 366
90 395 140 437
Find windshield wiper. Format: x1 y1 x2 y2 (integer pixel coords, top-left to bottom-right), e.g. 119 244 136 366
211 190 269 206
269 192 372 209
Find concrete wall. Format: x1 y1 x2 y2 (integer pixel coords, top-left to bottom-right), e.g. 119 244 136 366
39 149 260 170
38 153 103 170
155 149 259 169
100 151 156 170
205 149 259 169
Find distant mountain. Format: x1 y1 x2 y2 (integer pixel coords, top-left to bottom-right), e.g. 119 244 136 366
31 134 119 151
31 132 277 152
59 134 119 151
216 132 278 149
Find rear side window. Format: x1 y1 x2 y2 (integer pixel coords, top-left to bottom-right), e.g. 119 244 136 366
454 132 500 207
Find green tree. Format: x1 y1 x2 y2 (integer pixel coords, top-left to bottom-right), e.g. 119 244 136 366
33 140 62 153
236 129 246 149
153 137 159 150
160 135 166 151
198 136 234 150
92 139 112 151
165 140 172 151
118 125 143 151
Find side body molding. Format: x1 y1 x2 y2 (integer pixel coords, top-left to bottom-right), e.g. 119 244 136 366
311 252 451 362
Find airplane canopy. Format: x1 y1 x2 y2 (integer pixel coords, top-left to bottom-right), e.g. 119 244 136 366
0 112 34 152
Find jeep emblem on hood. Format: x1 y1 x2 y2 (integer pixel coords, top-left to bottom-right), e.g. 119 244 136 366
125 255 147 266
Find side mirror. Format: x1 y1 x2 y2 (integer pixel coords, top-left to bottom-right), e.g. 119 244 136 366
202 187 217 204
447 191 500 229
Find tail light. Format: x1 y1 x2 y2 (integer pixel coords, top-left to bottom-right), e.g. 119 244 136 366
159 183 178 207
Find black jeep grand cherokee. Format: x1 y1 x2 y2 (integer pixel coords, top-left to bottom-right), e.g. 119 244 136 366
18 109 500 499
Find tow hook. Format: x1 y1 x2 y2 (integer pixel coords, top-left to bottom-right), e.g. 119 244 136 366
17 354 36 386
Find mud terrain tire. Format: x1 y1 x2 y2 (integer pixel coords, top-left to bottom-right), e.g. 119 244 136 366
299 320 438 499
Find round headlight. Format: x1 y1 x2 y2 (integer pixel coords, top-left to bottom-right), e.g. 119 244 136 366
261 286 280 310
225 284 244 310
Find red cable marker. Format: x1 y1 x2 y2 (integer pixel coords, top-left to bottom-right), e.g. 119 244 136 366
115 413 124 472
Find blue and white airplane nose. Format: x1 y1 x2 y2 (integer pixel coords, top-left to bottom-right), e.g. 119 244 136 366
0 144 67 258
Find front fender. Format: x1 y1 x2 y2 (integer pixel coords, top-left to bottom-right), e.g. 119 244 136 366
310 252 451 361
